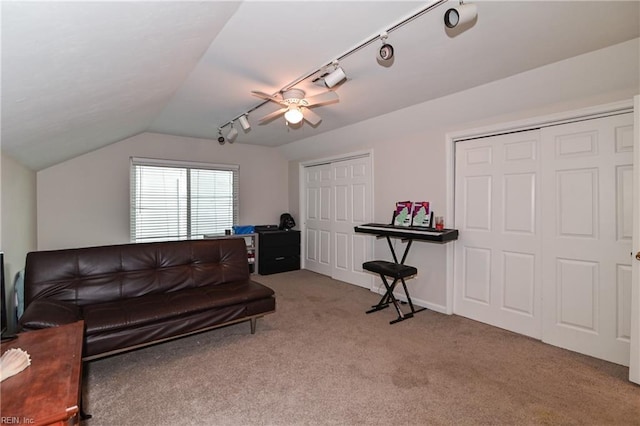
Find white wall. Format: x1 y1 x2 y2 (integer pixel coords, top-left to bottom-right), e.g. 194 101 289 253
282 38 640 312
37 132 289 250
1 152 37 327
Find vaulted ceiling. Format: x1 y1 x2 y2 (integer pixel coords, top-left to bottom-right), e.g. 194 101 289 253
2 1 639 171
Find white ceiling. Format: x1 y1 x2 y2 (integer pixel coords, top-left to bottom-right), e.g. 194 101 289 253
2 1 639 171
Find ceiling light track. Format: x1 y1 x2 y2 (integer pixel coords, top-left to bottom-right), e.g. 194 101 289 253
217 0 450 136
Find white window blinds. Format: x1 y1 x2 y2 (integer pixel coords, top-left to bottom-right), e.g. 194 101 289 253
130 158 239 242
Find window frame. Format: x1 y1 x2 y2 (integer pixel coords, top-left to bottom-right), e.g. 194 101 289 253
130 157 239 243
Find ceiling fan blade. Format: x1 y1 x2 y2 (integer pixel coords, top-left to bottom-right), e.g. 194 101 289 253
303 91 339 107
259 107 288 123
301 107 322 126
251 91 283 104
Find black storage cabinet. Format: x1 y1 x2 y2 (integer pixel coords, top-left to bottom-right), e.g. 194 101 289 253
258 230 300 275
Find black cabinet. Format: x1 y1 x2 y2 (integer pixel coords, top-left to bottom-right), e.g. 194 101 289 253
258 230 300 275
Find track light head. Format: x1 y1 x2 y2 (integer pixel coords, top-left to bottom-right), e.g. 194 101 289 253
238 114 251 131
377 32 394 62
226 124 238 143
444 2 477 28
217 129 225 145
378 44 394 61
324 66 347 88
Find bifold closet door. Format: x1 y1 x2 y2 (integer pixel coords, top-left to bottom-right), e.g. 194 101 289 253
454 130 543 339
454 112 634 366
303 156 373 289
331 156 373 288
304 164 333 277
541 113 634 366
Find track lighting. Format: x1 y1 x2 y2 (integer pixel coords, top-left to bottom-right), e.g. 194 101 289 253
444 1 477 28
217 0 476 134
226 123 238 143
217 129 225 145
377 32 394 61
238 114 250 131
284 107 304 125
323 64 347 88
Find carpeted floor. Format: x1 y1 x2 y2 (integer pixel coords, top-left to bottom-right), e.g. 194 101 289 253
82 270 640 425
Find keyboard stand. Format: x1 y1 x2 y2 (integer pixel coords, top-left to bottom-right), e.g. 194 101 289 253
355 223 459 324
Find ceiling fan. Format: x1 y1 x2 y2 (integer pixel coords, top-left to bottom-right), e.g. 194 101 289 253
251 88 339 126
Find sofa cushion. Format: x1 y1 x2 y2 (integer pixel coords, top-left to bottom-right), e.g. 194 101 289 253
83 298 276 359
24 239 250 307
19 299 82 330
83 280 274 335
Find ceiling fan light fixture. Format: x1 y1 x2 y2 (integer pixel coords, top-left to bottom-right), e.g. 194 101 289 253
444 1 477 28
284 107 304 124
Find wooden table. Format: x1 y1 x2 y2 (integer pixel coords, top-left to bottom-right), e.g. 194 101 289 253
1 321 84 426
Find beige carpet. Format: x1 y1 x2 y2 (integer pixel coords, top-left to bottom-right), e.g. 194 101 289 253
82 270 640 425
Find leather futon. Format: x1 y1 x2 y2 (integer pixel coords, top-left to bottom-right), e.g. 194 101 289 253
19 238 276 360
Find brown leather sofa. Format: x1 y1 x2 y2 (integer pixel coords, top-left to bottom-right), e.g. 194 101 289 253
19 238 275 360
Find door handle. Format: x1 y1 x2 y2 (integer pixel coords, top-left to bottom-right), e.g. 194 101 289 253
636 252 640 261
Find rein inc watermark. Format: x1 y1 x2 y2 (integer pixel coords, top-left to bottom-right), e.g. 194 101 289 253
1 418 35 424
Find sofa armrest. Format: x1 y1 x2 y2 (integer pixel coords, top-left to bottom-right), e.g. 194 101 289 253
19 299 82 331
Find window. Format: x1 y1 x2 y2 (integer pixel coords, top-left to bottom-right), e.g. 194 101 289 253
130 158 239 243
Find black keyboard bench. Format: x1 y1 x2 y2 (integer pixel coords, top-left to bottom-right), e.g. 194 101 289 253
363 260 426 324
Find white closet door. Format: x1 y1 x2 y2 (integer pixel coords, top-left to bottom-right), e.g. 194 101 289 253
541 113 634 366
454 130 543 338
304 164 332 276
454 111 634 365
303 155 373 289
332 157 373 288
